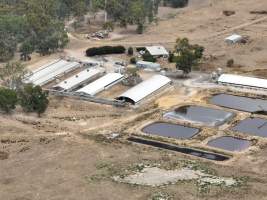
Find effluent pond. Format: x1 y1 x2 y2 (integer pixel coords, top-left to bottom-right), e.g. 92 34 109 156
142 122 199 139
210 94 267 114
232 117 267 138
208 136 251 152
128 137 230 161
163 105 235 127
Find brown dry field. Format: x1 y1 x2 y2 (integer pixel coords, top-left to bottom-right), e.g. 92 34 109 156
2 0 267 199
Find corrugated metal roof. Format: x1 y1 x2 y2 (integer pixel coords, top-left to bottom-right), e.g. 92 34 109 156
136 61 160 68
76 73 124 96
218 74 267 89
27 59 80 86
117 75 171 104
146 46 169 56
53 68 105 91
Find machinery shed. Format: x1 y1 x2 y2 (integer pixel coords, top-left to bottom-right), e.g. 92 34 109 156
52 68 105 92
76 73 124 96
117 75 172 104
218 74 267 90
26 59 80 86
145 46 169 57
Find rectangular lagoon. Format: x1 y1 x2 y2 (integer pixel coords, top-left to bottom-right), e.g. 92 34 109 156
142 122 200 139
164 105 235 127
128 137 230 161
210 94 267 114
232 117 267 137
208 136 251 152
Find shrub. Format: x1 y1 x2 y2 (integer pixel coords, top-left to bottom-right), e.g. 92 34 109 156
227 59 234 67
168 52 174 62
136 24 144 34
86 45 126 57
0 88 18 113
102 21 114 31
223 10 236 16
130 57 137 64
128 47 134 56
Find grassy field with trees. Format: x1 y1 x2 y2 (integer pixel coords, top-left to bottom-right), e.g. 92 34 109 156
0 0 189 62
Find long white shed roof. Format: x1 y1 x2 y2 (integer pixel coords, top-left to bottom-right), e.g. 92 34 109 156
146 46 169 56
218 74 267 89
76 73 124 96
26 59 80 86
53 68 105 91
117 75 171 104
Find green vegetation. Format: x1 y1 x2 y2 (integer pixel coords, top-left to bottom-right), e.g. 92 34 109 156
91 0 160 33
127 47 134 56
86 45 126 56
163 0 188 8
19 84 49 116
102 21 114 31
0 62 28 89
130 57 137 64
0 88 18 113
227 59 234 67
0 0 189 61
171 38 204 76
0 62 49 116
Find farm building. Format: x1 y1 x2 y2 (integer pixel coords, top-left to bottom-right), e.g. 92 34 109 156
225 34 243 44
76 73 124 96
52 68 105 92
136 61 161 71
117 75 172 104
218 74 267 90
25 59 80 86
145 46 169 57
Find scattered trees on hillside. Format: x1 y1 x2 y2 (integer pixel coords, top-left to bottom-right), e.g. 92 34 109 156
0 0 70 61
91 0 160 33
0 62 28 89
0 62 49 116
0 31 17 62
0 0 191 62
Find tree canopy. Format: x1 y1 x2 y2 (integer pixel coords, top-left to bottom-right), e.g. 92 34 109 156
19 84 49 116
0 87 18 113
172 38 204 76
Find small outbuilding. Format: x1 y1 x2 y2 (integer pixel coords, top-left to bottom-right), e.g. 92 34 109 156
225 34 243 44
145 46 169 58
136 61 161 71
